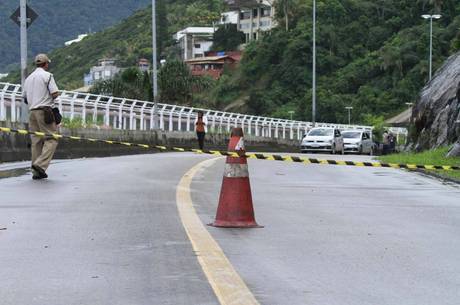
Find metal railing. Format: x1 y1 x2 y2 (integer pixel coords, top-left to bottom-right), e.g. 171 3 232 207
0 82 374 140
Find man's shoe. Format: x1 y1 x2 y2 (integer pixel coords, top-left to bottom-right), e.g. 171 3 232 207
32 165 48 179
32 175 43 180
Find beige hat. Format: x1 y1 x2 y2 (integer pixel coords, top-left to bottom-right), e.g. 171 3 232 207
35 54 51 65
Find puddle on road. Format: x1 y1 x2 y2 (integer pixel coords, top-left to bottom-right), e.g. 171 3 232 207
0 168 30 179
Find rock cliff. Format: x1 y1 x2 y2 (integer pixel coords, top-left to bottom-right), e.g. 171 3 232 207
411 52 460 156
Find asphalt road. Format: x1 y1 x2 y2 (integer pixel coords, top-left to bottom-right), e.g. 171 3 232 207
1 153 460 305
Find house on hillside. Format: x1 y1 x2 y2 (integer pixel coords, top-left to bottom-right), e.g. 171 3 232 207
138 58 150 72
174 27 215 61
224 0 276 42
65 34 88 46
185 51 242 79
84 58 121 86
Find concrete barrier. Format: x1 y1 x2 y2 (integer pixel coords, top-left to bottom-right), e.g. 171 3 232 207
0 122 300 163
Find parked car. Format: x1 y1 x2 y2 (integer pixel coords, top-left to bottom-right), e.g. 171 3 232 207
300 128 344 154
342 130 373 155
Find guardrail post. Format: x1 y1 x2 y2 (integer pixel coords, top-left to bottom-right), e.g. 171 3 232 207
0 84 7 121
129 101 137 130
255 119 259 136
211 114 216 132
218 116 223 133
10 86 20 123
118 98 126 129
92 96 101 126
178 107 184 131
226 115 232 132
105 97 113 127
70 93 78 120
290 122 294 140
159 105 166 130
139 101 147 130
247 118 253 135
282 123 286 139
186 108 194 132
149 103 155 130
169 106 176 132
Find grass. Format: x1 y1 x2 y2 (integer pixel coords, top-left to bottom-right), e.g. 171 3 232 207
379 146 460 182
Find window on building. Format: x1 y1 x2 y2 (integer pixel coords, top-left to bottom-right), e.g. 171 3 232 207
194 43 201 49
253 8 258 17
94 72 100 80
253 33 257 40
104 70 111 77
260 20 271 27
240 11 251 20
262 7 271 17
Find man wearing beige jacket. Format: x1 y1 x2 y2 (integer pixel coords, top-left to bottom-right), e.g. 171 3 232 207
23 54 59 180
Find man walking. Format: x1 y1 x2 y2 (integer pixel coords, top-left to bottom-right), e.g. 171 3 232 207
23 54 59 180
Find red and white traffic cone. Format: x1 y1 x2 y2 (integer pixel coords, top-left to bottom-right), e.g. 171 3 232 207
210 128 262 228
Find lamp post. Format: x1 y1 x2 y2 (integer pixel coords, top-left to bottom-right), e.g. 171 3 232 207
345 106 353 125
151 0 158 129
421 14 441 81
19 0 28 123
288 110 295 121
312 0 316 127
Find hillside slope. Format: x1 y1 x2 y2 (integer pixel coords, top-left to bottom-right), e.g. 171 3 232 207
0 0 150 72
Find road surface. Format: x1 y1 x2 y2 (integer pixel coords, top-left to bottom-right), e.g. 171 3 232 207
1 153 459 305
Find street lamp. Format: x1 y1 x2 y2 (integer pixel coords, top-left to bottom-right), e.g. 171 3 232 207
151 0 158 129
288 110 295 121
421 14 441 81
312 0 316 127
345 106 353 125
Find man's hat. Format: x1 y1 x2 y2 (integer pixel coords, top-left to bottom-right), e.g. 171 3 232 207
35 54 51 65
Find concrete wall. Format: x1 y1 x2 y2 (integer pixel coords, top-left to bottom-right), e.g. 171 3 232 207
0 122 300 163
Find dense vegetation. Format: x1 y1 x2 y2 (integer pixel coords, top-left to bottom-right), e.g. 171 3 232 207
4 0 460 125
0 0 151 72
205 0 460 124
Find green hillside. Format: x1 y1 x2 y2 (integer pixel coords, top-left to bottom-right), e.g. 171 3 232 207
5 0 460 125
209 0 460 124
5 0 223 89
0 0 151 72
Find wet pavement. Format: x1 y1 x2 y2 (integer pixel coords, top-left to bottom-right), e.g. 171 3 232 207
1 153 459 305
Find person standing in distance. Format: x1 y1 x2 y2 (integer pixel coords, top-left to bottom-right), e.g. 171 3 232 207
23 54 59 180
194 111 208 150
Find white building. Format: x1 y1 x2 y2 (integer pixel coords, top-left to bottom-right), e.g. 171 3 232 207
221 11 239 24
65 34 88 46
225 0 276 42
174 27 215 61
0 73 8 80
84 58 121 86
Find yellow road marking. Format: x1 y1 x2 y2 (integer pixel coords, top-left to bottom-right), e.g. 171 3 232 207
176 157 260 305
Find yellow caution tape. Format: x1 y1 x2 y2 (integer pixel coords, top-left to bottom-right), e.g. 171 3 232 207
1 127 458 171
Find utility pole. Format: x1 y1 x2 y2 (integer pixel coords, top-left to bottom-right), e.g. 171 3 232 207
20 0 28 123
152 0 158 129
422 14 441 81
345 106 353 125
312 0 316 127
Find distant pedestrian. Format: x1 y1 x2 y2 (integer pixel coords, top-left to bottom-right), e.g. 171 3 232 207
23 54 59 180
382 130 389 155
194 111 208 150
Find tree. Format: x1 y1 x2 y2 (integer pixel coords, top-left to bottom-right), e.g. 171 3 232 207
158 60 213 105
211 24 245 51
90 68 153 101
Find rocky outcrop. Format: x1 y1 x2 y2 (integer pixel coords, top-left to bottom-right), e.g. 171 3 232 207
411 52 460 155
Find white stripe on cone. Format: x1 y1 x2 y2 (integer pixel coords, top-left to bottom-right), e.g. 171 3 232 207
224 164 249 178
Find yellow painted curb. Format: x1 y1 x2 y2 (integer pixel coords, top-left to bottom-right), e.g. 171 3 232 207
176 157 260 305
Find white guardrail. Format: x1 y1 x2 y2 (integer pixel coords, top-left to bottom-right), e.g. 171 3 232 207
0 82 403 141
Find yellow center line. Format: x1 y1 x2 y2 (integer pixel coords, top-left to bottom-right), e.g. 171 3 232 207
176 157 260 305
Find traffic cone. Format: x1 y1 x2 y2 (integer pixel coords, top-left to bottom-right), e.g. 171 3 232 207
209 128 262 228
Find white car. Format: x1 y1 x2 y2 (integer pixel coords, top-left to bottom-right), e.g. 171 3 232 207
301 128 344 154
342 130 373 155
